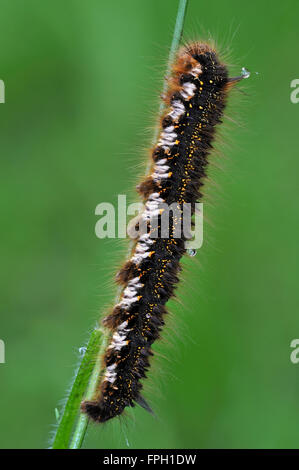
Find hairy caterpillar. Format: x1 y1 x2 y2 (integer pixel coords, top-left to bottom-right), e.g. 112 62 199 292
81 42 247 423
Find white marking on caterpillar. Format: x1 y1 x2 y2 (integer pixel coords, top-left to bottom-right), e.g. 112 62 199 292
153 172 170 182
152 160 171 182
139 233 154 244
123 287 138 298
155 158 167 165
118 296 139 309
191 64 202 77
104 363 117 383
130 195 165 265
118 320 129 330
117 276 144 309
105 320 132 379
142 193 165 221
154 165 170 173
131 254 148 265
157 124 177 150
168 99 185 121
108 321 130 352
157 130 177 151
180 82 196 100
164 125 175 133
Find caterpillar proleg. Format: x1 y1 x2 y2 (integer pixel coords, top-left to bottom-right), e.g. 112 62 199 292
81 42 247 423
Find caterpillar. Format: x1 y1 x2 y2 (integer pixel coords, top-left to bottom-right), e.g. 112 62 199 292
81 42 247 423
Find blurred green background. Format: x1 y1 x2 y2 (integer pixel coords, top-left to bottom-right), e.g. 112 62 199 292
1 0 299 449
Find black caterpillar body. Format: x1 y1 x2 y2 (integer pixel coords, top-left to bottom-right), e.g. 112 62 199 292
82 43 239 423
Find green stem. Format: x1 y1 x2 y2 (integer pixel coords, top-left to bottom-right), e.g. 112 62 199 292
154 0 189 144
161 0 189 109
69 329 109 449
51 328 103 449
50 0 189 450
